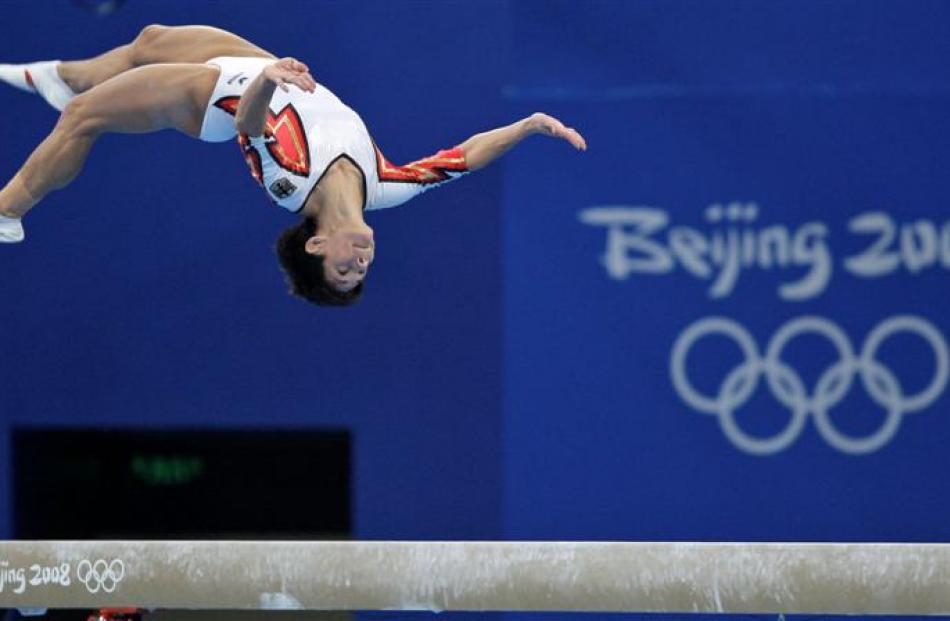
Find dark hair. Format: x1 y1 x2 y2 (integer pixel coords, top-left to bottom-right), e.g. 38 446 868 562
275 217 364 306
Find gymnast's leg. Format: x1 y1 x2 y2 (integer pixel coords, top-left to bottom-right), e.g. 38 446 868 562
0 24 274 110
0 63 218 241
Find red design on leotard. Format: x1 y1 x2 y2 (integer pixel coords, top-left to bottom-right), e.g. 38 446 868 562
213 96 311 180
213 96 240 116
214 97 264 185
264 103 310 176
24 70 34 90
375 145 468 185
238 134 264 186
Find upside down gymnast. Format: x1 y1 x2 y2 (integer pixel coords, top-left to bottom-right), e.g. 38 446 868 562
0 25 587 305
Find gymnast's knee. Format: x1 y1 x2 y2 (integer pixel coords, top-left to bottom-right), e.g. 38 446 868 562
130 24 170 65
58 96 102 138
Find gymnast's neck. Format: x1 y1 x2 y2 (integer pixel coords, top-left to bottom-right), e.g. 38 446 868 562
301 157 366 228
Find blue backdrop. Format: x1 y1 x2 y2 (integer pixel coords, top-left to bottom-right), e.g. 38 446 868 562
4 1 950 620
504 0 950 546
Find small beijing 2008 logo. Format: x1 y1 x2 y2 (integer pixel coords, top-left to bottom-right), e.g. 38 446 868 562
76 559 125 594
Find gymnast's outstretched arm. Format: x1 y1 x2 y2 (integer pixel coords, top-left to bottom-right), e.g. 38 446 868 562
371 113 586 211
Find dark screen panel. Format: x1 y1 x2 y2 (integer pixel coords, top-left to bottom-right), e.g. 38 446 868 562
13 429 350 539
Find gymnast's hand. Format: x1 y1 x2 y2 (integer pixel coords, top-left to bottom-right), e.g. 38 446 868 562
525 112 588 151
263 58 317 93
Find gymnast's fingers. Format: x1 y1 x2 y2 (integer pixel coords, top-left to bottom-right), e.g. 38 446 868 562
299 73 317 91
564 127 587 150
289 75 315 93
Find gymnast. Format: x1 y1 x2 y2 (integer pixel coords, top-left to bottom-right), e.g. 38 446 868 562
0 25 586 305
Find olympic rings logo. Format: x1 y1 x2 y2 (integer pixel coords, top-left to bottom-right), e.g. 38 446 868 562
76 559 125 594
670 315 949 455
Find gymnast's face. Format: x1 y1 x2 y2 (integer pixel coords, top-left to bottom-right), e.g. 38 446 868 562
306 227 375 292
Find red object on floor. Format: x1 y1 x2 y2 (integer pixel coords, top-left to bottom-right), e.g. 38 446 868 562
86 609 144 621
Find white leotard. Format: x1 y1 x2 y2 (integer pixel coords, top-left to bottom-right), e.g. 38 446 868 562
200 56 468 213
